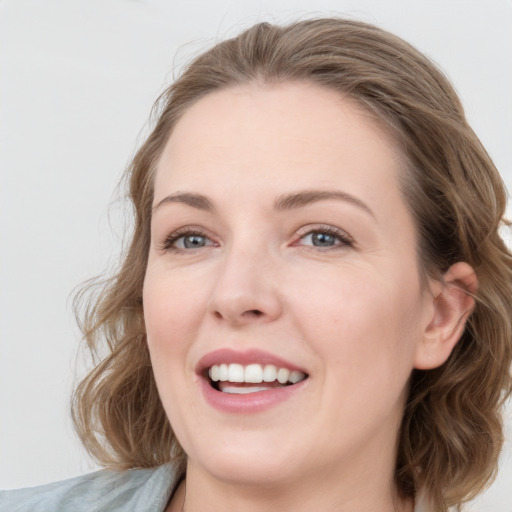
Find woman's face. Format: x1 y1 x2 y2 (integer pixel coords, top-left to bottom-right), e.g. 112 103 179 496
143 82 437 489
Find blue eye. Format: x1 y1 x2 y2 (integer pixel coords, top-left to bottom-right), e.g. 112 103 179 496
179 234 209 249
299 228 353 248
162 230 215 251
305 232 337 247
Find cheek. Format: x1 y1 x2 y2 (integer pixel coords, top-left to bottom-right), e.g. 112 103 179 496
142 267 207 438
142 265 208 358
292 266 425 383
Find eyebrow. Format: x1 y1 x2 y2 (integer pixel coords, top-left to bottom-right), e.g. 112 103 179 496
274 190 375 218
153 189 375 218
153 192 214 213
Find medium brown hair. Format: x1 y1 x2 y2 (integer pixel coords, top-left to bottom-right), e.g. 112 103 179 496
72 18 512 511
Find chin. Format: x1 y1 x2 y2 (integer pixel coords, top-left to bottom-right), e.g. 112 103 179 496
184 429 304 486
197 455 298 487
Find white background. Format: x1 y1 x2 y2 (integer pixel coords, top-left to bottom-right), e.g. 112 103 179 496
0 1 511 510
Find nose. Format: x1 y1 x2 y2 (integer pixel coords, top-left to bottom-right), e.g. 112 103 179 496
207 246 283 327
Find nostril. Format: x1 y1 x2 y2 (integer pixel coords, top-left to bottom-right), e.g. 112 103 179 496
211 308 266 322
246 309 263 317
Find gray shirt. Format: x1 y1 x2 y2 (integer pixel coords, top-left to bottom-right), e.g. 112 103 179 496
1 463 432 511
0 463 178 512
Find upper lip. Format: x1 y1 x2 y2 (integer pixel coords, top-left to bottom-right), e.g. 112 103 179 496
196 348 308 376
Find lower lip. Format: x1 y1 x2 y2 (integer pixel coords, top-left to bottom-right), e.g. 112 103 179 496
199 377 307 413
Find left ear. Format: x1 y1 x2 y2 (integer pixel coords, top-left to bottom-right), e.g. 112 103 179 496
414 262 478 370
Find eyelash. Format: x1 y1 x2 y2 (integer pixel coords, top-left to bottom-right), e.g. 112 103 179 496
158 225 354 253
159 227 216 253
295 225 354 250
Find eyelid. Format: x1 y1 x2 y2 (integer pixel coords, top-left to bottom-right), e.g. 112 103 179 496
156 223 354 253
158 225 219 252
293 224 355 248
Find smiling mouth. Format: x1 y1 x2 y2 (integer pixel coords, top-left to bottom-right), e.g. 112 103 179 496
207 363 308 394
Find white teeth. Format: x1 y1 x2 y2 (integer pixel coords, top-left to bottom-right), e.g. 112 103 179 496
245 364 263 383
208 363 306 386
289 370 304 384
228 363 244 382
210 365 220 381
262 364 277 382
221 386 271 394
277 368 290 384
219 363 228 381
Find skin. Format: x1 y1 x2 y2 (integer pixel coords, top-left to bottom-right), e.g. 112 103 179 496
143 82 476 512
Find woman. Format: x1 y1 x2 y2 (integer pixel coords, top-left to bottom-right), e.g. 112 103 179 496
2 17 511 512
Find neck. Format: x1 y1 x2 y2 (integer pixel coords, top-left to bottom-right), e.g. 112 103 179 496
169 399 413 512
170 460 414 512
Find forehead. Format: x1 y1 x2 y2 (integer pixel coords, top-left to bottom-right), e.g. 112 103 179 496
154 82 405 211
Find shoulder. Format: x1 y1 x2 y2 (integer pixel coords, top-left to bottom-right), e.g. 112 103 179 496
0 463 178 512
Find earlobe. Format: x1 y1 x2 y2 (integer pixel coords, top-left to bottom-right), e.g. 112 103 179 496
414 262 478 370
